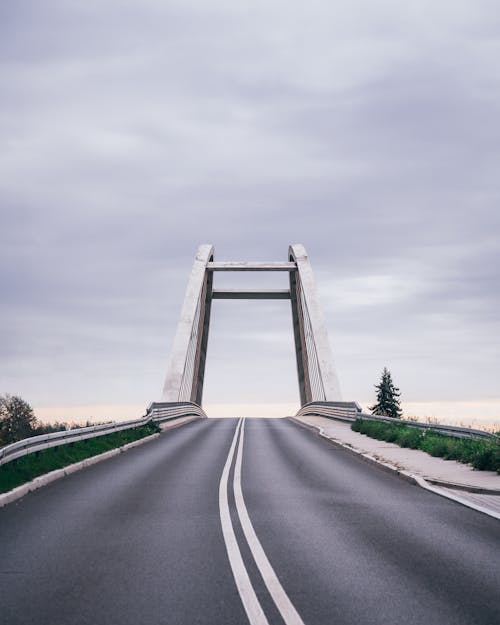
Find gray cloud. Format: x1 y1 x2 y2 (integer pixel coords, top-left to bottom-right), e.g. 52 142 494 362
1 0 499 413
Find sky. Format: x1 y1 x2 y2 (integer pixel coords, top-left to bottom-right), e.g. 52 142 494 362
1 1 499 425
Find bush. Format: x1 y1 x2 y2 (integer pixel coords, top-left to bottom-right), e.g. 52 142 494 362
352 419 500 473
421 436 452 458
397 428 422 449
470 444 500 471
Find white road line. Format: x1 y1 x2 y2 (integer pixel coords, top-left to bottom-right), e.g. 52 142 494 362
219 418 269 625
234 418 307 625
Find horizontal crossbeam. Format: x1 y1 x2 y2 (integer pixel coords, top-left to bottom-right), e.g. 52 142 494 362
207 262 297 272
161 243 342 409
212 289 291 300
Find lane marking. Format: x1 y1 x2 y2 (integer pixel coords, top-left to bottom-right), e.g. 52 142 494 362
234 419 307 625
219 418 269 625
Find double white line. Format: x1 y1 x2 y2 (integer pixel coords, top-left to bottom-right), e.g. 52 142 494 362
219 418 306 625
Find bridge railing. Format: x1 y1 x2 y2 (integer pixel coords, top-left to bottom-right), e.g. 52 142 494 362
296 401 499 441
0 401 206 468
147 401 207 421
297 401 362 420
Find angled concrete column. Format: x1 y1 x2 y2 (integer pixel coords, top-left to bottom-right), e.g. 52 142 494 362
289 267 310 405
161 244 214 402
191 267 213 405
289 244 342 402
160 243 341 411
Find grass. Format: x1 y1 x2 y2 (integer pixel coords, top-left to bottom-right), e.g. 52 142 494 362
351 418 500 473
0 421 160 494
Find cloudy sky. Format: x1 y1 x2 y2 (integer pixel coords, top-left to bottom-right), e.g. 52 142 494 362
1 1 499 424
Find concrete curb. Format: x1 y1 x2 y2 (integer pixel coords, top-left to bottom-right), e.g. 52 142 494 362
423 478 500 495
288 417 500 521
0 415 204 509
0 433 160 509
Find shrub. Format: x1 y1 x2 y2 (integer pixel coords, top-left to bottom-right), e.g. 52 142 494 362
396 428 422 449
352 419 500 473
420 435 452 458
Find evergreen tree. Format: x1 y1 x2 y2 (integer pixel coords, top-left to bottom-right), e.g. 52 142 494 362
370 368 402 418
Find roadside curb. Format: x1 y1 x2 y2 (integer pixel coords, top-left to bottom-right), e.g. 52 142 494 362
0 433 160 509
0 415 205 509
288 416 500 521
423 478 500 495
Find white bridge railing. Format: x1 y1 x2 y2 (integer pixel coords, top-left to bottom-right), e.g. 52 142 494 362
296 401 499 441
0 401 206 468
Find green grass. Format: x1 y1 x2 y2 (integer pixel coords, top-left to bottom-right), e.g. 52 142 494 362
0 422 160 494
351 418 500 473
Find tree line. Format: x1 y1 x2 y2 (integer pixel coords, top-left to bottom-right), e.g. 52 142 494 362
0 394 107 447
1 368 403 447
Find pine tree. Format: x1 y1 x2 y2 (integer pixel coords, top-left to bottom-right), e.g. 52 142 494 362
370 367 402 419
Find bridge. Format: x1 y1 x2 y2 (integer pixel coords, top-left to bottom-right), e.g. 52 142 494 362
0 246 499 625
149 243 359 421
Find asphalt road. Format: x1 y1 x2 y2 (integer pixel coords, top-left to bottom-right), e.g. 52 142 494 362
1 418 499 625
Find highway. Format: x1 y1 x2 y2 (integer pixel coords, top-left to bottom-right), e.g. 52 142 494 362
1 418 499 625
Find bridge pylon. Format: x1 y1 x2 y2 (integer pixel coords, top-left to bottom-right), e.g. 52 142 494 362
149 245 360 420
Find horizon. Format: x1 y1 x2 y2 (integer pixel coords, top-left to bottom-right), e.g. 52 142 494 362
32 399 500 430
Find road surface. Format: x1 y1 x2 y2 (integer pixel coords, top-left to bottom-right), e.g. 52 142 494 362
1 418 499 625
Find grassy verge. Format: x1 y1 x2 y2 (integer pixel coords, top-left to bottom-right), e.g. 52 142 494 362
0 421 160 494
351 419 500 473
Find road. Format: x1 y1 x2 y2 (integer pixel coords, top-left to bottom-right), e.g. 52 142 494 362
1 418 499 625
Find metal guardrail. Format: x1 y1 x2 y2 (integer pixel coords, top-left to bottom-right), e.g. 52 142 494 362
147 401 207 421
296 401 499 441
0 401 206 468
357 412 499 441
296 401 363 421
3 398 494 469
